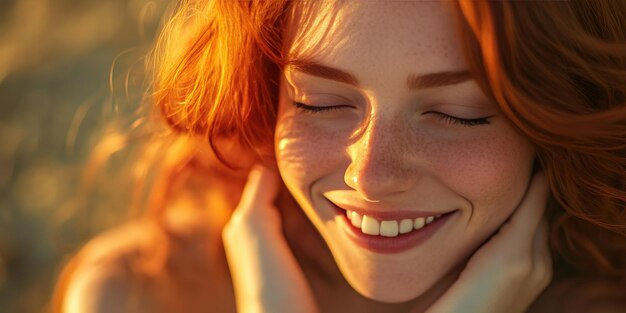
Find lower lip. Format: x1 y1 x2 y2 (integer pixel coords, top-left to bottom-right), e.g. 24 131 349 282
333 205 456 254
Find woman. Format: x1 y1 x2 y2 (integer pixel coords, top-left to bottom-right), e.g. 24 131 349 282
54 0 626 312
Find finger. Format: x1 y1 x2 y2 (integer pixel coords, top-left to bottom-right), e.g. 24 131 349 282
508 171 550 235
532 218 550 262
238 164 280 212
532 218 553 288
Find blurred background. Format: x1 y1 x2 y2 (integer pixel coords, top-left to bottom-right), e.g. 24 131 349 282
0 0 170 311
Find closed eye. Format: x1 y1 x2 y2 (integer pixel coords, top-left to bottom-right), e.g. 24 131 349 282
425 111 492 127
292 102 491 126
292 101 354 113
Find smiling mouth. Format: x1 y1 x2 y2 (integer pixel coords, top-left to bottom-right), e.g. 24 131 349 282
345 210 443 238
326 201 458 253
327 200 456 238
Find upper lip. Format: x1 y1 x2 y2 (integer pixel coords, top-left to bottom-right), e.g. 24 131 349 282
325 197 453 221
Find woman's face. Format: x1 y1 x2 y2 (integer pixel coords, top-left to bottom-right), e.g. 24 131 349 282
275 0 535 303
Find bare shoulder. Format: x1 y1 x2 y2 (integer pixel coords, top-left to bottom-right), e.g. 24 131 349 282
529 276 626 313
60 220 167 313
58 214 236 313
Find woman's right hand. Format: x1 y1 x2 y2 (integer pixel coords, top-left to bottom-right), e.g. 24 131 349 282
222 165 319 313
425 172 553 313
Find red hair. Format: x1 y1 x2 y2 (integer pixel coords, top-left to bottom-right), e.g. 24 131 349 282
53 0 626 311
154 0 289 164
455 0 626 278
153 0 626 277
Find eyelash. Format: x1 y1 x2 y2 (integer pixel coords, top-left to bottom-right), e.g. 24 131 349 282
427 111 492 127
292 101 491 126
292 101 351 113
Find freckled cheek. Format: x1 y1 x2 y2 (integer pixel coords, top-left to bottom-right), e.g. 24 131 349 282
428 134 535 215
275 118 349 189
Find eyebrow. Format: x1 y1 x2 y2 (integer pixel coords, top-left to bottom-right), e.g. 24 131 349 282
286 60 472 89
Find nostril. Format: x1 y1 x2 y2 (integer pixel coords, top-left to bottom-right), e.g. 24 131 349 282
344 162 415 202
344 135 417 201
361 194 382 203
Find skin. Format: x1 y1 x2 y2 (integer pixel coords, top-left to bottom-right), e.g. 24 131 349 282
63 1 626 312
273 0 536 303
63 0 557 311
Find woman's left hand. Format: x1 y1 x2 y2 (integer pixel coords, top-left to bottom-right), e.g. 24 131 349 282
222 165 319 313
425 172 553 313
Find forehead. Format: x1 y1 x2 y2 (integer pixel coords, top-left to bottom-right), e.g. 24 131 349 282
285 1 466 88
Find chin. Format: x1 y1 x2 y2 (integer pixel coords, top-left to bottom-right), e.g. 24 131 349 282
328 246 451 304
351 282 426 303
337 257 461 306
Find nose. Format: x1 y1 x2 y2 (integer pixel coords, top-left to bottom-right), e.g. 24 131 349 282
344 114 417 201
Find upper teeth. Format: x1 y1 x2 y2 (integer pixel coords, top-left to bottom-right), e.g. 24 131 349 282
347 211 441 237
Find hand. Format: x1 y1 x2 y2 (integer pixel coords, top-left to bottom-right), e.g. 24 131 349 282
222 165 319 313
425 172 553 313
